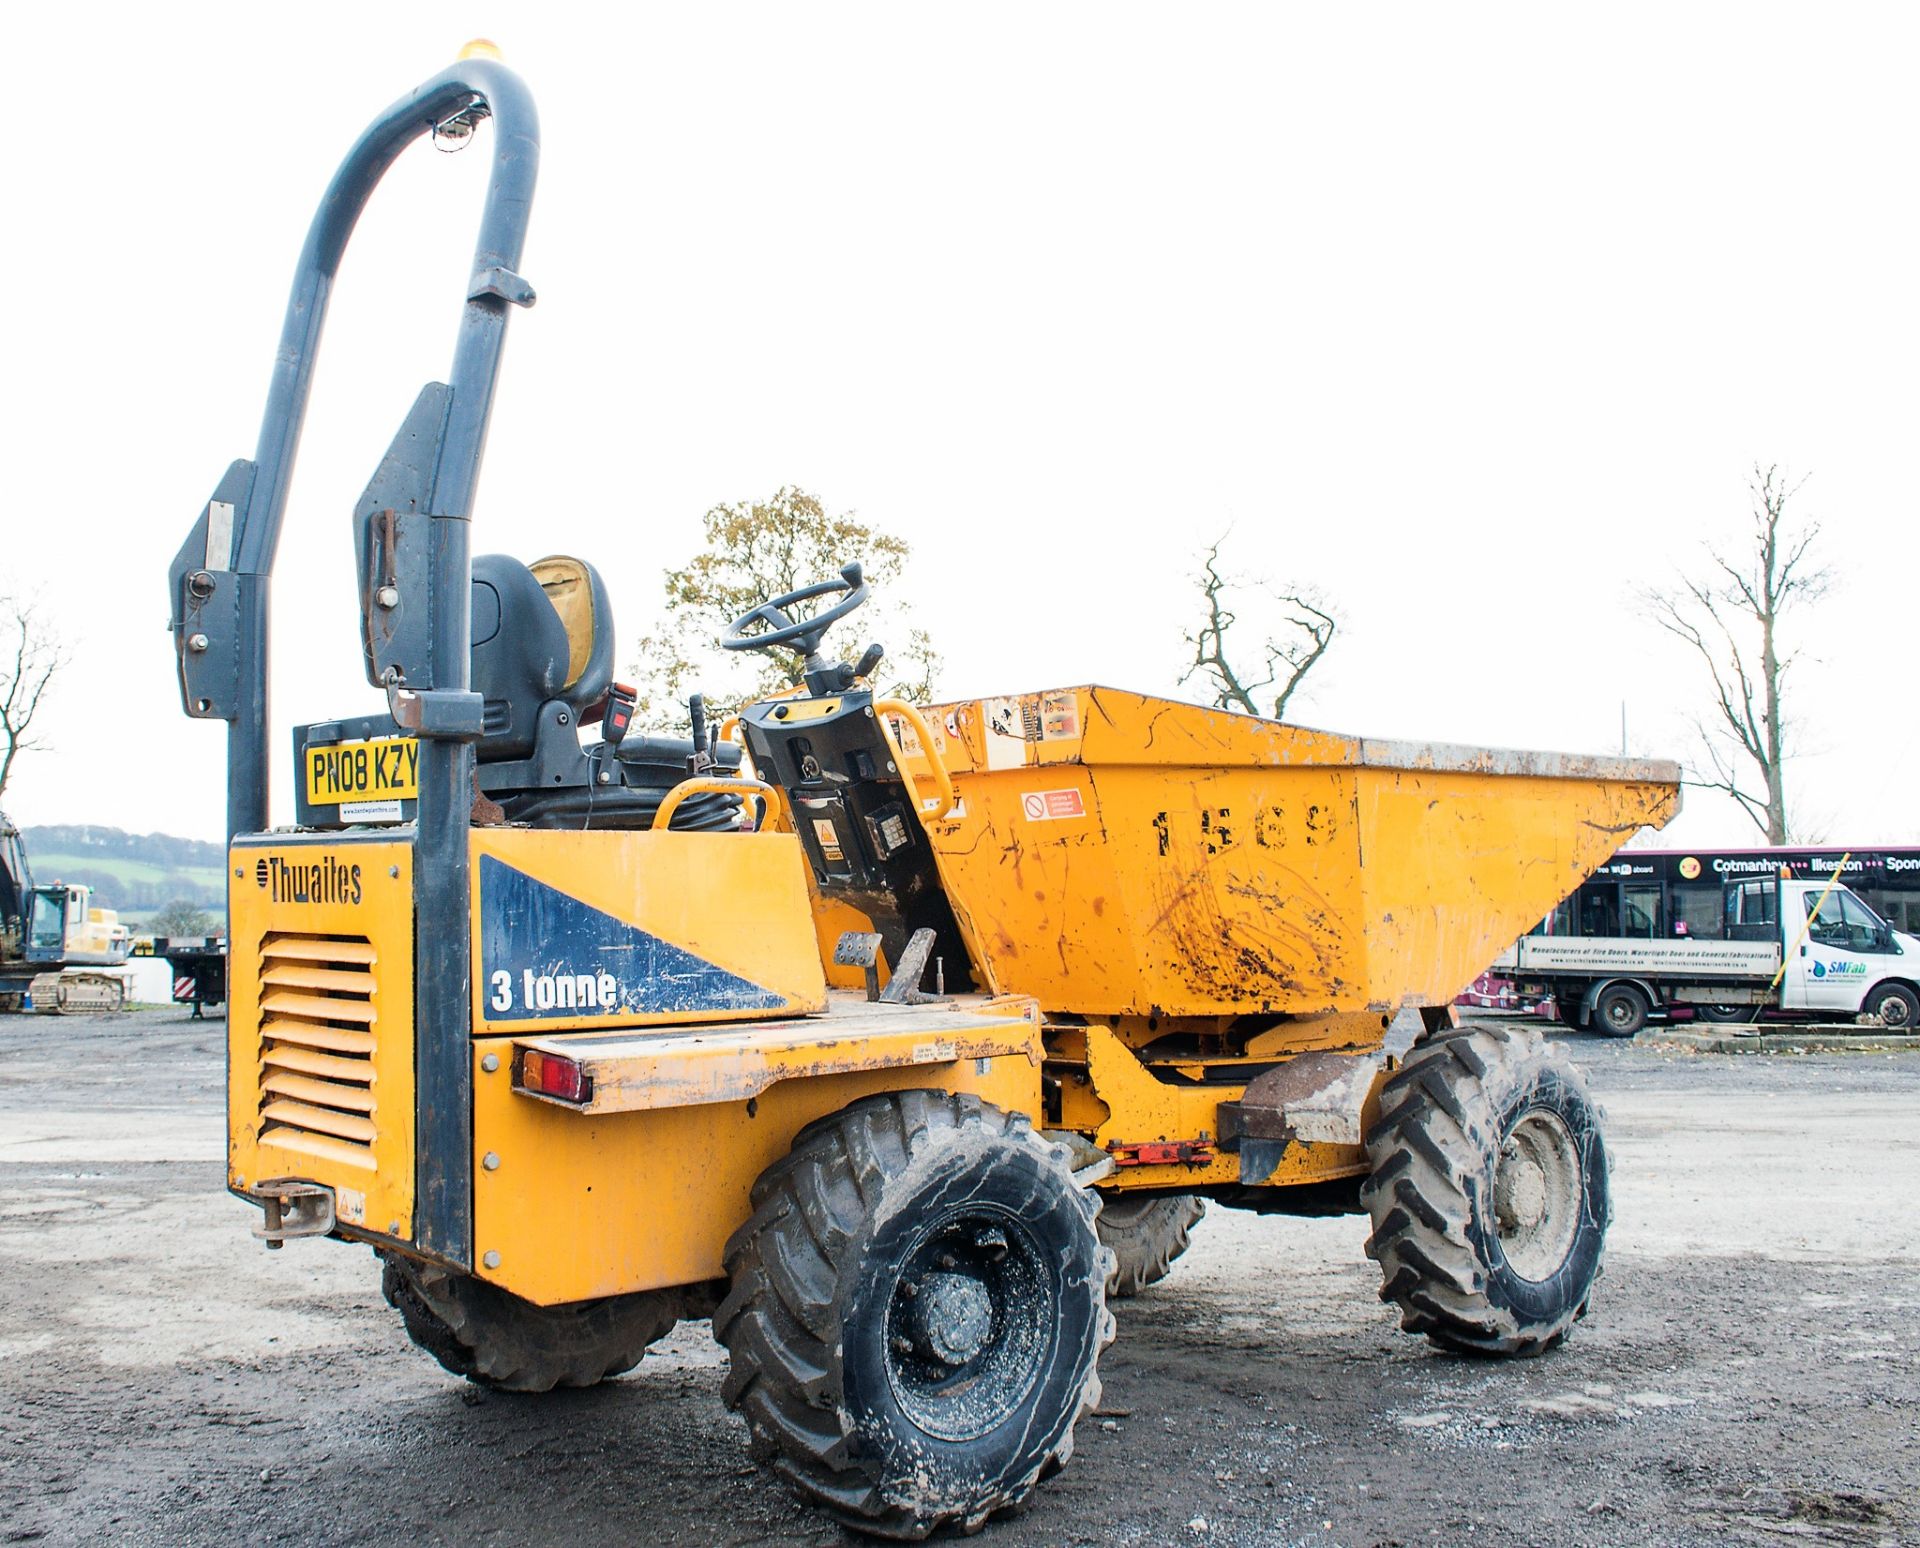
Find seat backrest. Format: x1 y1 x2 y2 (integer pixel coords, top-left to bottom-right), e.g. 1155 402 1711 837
471 554 616 762
528 555 614 709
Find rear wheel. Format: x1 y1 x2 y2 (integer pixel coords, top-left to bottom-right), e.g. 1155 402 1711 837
379 1253 680 1392
1695 1003 1750 1025
1098 1194 1206 1297
716 1091 1114 1539
1864 982 1919 1030
1592 983 1648 1037
1361 1023 1610 1358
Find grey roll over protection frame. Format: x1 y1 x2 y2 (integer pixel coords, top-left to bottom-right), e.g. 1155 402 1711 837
167 55 541 1264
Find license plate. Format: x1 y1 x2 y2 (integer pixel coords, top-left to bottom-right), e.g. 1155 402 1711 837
305 737 419 806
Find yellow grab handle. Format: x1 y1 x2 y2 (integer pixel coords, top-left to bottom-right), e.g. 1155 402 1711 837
874 699 957 820
652 776 782 832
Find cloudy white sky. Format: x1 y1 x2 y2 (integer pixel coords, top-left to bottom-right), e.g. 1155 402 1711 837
4 5 1914 850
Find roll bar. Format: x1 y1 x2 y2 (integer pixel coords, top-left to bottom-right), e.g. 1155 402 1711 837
167 49 541 1264
169 50 539 836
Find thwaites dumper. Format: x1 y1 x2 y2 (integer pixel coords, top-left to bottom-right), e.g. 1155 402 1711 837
170 50 1681 1538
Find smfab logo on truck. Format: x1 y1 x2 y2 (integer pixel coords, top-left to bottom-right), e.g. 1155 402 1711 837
1811 959 1868 979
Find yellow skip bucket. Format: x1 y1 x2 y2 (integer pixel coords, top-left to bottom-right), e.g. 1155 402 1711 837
891 687 1681 1018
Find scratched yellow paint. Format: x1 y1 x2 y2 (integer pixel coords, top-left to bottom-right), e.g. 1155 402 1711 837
906 686 1681 1018
470 1013 1044 1303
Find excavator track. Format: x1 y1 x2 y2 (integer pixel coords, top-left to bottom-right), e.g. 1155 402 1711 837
30 972 127 1015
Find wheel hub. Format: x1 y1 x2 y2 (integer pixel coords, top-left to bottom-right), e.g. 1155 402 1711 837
911 1271 994 1365
1493 1108 1582 1281
1495 1152 1548 1230
884 1209 1051 1442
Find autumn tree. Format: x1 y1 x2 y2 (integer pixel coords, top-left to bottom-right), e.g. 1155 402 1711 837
1648 464 1830 844
631 487 940 728
1181 537 1337 721
0 594 67 803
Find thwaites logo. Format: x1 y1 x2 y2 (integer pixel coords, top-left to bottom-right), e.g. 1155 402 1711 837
254 855 364 905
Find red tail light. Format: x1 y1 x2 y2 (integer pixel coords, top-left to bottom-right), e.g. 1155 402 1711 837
519 1049 591 1103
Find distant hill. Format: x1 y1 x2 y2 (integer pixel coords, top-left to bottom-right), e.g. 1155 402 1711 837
21 824 226 922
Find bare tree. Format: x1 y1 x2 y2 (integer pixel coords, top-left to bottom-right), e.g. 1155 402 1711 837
1181 537 1337 720
0 595 67 804
1648 465 1829 843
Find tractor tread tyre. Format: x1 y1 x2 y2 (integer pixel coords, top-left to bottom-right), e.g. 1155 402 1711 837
1098 1194 1206 1298
715 1091 1115 1540
379 1253 680 1392
1360 1024 1610 1359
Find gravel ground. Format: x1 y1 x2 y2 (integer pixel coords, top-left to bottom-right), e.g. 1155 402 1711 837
0 1008 1914 1548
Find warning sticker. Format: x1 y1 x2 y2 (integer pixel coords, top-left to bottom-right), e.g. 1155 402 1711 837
1040 693 1080 740
983 697 1027 771
812 818 845 863
1020 788 1086 822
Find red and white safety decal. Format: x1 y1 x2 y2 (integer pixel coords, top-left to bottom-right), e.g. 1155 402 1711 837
1019 788 1086 822
173 976 195 1001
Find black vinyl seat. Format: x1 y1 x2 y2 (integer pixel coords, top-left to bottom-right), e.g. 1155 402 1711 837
469 554 741 831
472 554 615 760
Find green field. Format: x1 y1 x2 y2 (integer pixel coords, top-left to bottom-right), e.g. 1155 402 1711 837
25 850 226 920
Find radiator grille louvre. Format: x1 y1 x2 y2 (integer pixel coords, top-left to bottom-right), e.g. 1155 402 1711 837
258 932 379 1171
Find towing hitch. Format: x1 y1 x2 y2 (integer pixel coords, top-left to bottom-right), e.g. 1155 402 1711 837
249 1181 337 1249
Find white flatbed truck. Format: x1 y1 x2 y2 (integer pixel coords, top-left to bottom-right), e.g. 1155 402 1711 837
1493 873 1920 1035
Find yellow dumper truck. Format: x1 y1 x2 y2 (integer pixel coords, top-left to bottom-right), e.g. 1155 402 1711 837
169 50 1680 1538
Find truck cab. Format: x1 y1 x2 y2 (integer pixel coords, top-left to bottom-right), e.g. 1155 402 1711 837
1746 876 1920 1021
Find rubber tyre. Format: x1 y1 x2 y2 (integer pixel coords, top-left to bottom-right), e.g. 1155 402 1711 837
1098 1194 1206 1298
1695 1004 1750 1025
1864 982 1919 1030
379 1252 680 1392
1592 983 1648 1038
1361 1023 1610 1358
715 1091 1115 1539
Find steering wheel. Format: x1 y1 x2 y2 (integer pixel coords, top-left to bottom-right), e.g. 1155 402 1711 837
722 562 869 657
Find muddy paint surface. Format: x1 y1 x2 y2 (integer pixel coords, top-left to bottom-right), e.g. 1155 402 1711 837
1 1009 1914 1547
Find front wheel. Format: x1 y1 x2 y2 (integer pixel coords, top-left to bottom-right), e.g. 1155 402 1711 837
1361 1023 1610 1358
1864 982 1920 1030
716 1091 1114 1539
1695 1003 1750 1025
